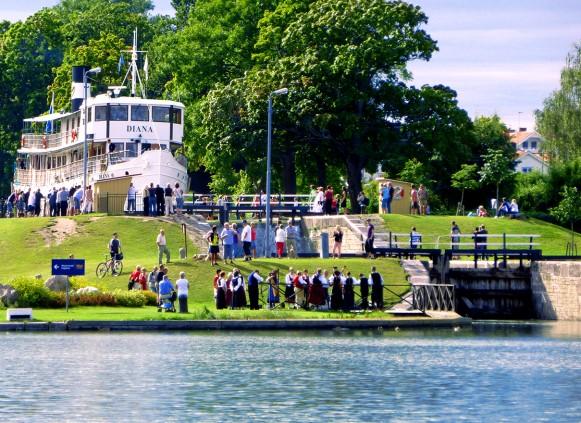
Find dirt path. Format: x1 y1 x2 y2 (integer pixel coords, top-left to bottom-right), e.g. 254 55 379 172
39 218 78 247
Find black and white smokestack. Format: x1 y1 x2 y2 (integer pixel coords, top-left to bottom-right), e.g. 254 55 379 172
71 66 90 112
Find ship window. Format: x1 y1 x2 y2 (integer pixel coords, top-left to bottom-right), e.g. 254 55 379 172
126 143 137 158
152 106 170 122
95 106 107 121
131 105 149 121
110 105 128 121
171 108 182 124
88 107 92 122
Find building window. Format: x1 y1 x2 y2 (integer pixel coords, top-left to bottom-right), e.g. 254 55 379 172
531 141 537 149
95 106 107 121
522 141 528 149
110 105 128 121
522 167 532 173
131 105 149 122
87 107 92 122
152 106 170 122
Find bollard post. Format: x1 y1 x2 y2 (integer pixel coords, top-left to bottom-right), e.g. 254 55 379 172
320 232 329 258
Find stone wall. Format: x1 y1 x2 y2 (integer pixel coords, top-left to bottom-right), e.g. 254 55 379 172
531 261 581 321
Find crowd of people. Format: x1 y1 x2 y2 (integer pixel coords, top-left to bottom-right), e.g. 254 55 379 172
3 185 93 217
214 266 387 311
139 182 184 216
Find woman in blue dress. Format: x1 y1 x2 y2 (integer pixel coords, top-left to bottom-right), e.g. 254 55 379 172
267 270 280 309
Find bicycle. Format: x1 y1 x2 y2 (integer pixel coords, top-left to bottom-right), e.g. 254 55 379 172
96 254 124 278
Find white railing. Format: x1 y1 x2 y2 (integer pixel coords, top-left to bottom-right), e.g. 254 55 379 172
20 130 82 150
14 154 108 188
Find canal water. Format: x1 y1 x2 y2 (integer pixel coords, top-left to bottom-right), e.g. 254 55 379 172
0 322 579 422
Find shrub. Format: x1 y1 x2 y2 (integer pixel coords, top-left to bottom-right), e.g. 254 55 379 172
10 277 61 308
71 292 117 307
142 291 158 306
112 290 148 307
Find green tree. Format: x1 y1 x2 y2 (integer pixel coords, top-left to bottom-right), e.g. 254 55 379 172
196 0 441 203
451 164 480 214
398 158 431 186
479 148 515 209
536 44 581 161
550 186 581 254
472 114 513 160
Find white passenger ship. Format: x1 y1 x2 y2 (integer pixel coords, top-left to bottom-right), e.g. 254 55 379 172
13 31 188 196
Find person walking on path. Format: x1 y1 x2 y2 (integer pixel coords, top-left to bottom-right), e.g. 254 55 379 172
175 271 189 313
157 228 170 265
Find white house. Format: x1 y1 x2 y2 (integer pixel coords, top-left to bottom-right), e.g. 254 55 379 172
510 130 550 174
510 130 543 152
515 150 549 174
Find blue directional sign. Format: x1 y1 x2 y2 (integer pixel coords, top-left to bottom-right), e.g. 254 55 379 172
52 259 86 276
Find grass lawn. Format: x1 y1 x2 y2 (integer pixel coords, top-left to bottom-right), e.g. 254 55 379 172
381 214 577 255
0 215 407 321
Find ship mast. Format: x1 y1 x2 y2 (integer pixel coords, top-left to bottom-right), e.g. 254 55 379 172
120 28 147 98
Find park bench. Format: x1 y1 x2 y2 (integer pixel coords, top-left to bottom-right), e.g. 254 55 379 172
6 308 33 321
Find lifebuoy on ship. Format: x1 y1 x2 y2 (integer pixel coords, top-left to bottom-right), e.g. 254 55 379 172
71 129 77 141
42 136 47 149
20 135 25 148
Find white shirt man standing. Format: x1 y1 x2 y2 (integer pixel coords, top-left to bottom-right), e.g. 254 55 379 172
241 220 252 261
157 229 170 265
175 271 189 313
127 183 137 213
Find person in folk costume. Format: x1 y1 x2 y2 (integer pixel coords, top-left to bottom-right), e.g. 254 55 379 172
359 273 369 310
284 268 296 307
212 268 221 300
330 270 344 311
302 269 311 305
342 271 356 311
247 269 263 310
293 270 306 309
320 269 331 308
370 266 384 309
309 269 326 308
225 272 233 307
266 270 280 309
230 268 247 309
216 271 227 309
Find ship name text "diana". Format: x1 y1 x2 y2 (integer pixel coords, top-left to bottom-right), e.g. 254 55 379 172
127 125 153 133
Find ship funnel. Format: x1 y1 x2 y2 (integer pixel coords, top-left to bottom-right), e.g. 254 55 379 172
71 66 90 112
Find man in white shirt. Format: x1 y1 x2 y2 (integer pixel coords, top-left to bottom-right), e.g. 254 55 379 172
241 220 252 261
157 229 170 265
285 221 298 258
175 271 189 313
127 183 137 213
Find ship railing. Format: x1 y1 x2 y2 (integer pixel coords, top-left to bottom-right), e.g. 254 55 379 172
13 154 108 189
20 130 81 150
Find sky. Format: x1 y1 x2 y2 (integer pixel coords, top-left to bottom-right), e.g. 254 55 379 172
2 0 580 131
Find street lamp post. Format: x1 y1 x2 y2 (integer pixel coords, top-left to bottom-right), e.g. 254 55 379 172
264 88 288 258
82 67 101 192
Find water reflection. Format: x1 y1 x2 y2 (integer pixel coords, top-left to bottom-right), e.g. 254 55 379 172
0 322 579 422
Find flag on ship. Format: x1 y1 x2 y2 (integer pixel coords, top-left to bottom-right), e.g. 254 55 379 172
118 53 125 74
144 54 149 82
45 92 54 134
